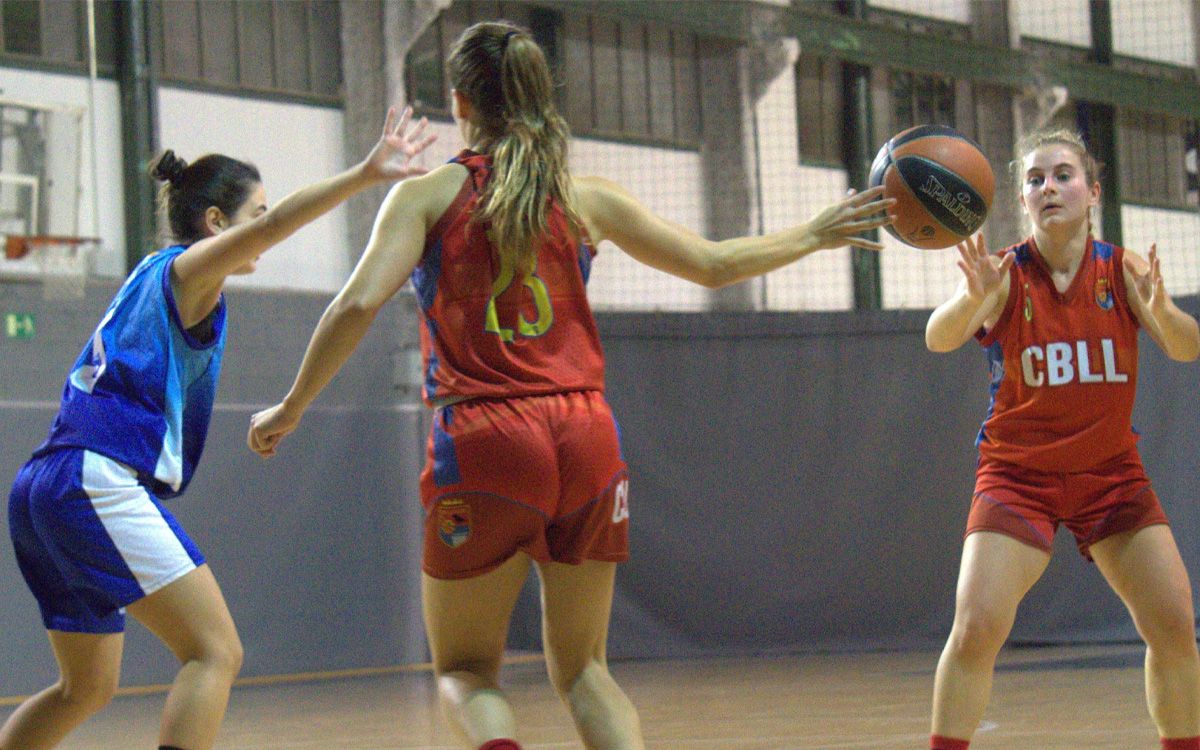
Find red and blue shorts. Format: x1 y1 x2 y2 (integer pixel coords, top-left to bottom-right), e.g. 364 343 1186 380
968 449 1167 560
419 390 629 580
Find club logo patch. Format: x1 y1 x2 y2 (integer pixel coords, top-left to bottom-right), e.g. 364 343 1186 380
436 499 471 548
1095 277 1114 310
1023 283 1033 322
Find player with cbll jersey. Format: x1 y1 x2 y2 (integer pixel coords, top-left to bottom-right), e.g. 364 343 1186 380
923 128 1200 750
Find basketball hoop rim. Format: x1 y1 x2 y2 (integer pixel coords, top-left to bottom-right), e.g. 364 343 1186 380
5 234 101 261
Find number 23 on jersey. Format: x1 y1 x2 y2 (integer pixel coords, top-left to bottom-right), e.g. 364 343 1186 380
483 252 554 342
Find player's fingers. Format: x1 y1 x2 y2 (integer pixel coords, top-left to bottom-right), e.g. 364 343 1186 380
850 185 886 205
253 431 279 457
414 133 438 153
393 105 413 135
844 215 890 231
957 242 973 265
997 250 1016 272
382 106 398 138
1122 253 1142 278
854 196 895 217
848 236 885 251
407 116 429 140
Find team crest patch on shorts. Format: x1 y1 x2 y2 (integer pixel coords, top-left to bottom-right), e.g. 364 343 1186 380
1095 277 1114 310
436 499 471 548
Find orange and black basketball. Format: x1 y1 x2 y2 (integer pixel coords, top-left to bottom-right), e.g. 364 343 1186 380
868 125 995 250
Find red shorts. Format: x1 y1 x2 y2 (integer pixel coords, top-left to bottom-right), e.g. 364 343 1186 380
968 449 1167 560
419 390 629 579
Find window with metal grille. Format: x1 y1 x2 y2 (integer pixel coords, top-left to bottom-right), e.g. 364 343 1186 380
1118 109 1192 210
154 0 342 104
406 0 702 149
0 1 342 104
0 0 117 71
794 53 843 166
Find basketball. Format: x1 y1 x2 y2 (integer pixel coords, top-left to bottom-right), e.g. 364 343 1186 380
868 125 995 250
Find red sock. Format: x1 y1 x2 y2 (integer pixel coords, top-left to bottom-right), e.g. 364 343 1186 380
931 735 970 750
1162 738 1200 750
479 741 521 750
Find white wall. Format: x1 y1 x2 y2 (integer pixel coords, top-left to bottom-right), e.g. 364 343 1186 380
879 234 962 310
1122 205 1200 296
1112 0 1195 66
571 139 709 312
0 71 355 291
1013 0 1092 47
0 72 710 307
867 0 971 23
756 39 855 311
158 88 350 292
0 67 125 278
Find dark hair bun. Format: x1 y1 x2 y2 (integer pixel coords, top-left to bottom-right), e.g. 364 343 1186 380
150 150 188 184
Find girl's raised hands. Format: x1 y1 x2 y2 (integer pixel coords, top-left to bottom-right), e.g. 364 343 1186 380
362 105 438 182
956 232 1013 301
1125 243 1168 314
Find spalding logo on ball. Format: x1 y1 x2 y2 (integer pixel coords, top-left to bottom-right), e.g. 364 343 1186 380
868 125 995 250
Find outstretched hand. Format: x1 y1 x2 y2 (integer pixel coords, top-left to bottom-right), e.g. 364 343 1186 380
361 105 438 182
247 402 302 458
1125 243 1168 315
805 186 895 252
956 233 1013 301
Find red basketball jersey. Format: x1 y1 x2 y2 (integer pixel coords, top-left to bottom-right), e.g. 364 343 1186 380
975 237 1140 473
411 151 606 405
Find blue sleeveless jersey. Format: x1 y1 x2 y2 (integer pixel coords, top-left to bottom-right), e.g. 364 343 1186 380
33 246 226 498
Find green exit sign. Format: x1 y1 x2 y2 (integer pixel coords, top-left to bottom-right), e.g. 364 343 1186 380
5 313 35 339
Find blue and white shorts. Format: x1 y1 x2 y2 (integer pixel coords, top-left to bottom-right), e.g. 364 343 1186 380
8 448 204 633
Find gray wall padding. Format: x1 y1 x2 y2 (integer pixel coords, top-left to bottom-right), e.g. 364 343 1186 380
598 306 1199 655
1 280 1196 695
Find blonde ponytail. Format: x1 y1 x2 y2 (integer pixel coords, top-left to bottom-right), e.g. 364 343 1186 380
449 22 581 276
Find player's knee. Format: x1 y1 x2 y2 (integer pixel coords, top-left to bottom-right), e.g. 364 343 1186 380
216 634 245 676
1138 603 1198 656
189 632 244 679
560 661 607 703
57 672 118 714
435 656 502 684
948 610 1011 658
548 655 595 698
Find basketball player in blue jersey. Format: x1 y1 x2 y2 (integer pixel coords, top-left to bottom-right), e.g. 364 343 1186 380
1 106 434 750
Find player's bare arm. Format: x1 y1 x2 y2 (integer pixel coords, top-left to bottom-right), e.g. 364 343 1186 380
926 233 1014 352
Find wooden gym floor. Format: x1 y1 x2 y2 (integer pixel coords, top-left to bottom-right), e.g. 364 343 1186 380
1 643 1162 749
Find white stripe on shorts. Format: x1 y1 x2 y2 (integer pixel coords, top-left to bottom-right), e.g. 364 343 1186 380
81 450 197 597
